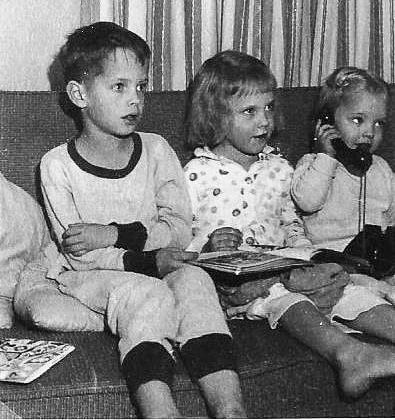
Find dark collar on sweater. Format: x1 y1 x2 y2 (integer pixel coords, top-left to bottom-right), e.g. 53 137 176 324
67 132 142 179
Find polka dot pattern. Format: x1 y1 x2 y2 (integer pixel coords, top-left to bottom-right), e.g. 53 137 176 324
184 148 307 248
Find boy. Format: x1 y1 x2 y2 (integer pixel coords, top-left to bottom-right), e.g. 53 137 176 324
20 22 245 418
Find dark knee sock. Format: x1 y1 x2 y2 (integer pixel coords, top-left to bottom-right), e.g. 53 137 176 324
121 342 175 394
180 333 237 381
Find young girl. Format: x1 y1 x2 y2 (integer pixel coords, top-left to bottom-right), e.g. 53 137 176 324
291 66 394 253
184 50 395 399
291 66 395 297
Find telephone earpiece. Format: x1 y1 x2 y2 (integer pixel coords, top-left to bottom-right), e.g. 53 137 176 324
318 108 335 126
315 108 372 176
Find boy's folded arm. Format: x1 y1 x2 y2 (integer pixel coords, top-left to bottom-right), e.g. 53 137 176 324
291 153 338 212
144 144 193 250
63 246 127 271
122 248 198 278
40 172 128 272
123 249 159 277
145 204 192 250
110 221 148 251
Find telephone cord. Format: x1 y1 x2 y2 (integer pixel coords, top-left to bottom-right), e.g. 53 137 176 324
358 174 367 256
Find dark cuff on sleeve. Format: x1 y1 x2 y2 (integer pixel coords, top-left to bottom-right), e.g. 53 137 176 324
110 222 147 251
123 250 159 278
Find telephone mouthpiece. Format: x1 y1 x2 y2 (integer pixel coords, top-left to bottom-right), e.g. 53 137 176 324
357 143 371 154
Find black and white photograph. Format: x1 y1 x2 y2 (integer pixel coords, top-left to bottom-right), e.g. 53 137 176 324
1 1 395 418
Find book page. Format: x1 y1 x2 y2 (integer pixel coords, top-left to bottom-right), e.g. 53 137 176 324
0 338 75 384
266 246 321 261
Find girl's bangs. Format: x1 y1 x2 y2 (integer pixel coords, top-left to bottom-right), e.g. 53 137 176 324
230 80 274 98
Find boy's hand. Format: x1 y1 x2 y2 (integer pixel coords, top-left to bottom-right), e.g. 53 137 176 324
314 119 341 158
156 247 199 278
62 223 118 256
203 227 243 252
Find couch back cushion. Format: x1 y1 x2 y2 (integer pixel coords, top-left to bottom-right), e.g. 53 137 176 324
1 88 394 200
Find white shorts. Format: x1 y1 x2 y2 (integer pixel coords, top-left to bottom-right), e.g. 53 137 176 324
243 281 390 332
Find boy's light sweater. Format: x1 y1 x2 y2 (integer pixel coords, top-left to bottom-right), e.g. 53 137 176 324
40 132 192 274
291 152 395 251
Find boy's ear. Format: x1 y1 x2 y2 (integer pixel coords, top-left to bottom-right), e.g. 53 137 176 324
66 80 88 109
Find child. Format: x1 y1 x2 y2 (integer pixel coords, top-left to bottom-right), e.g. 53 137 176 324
27 22 245 418
291 66 393 253
290 67 395 297
0 172 51 328
184 50 395 399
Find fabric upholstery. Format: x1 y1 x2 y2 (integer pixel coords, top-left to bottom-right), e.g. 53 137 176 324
1 88 395 418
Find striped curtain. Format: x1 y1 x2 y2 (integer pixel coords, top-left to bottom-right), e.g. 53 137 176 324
80 0 395 91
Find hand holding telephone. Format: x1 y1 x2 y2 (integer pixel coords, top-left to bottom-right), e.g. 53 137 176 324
316 108 372 176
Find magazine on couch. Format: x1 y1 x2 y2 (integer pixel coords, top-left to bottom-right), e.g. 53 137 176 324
0 338 75 384
191 249 313 276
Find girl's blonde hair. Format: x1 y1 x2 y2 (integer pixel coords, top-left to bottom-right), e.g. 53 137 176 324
317 66 389 120
185 50 277 149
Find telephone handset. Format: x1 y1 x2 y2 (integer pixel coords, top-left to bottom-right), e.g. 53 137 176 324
316 108 372 176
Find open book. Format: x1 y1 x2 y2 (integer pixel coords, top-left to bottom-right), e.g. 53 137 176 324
263 246 322 261
192 249 313 276
265 245 372 273
0 338 75 384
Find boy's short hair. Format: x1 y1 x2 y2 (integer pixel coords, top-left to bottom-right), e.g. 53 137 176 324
185 50 277 150
317 66 389 119
59 21 151 84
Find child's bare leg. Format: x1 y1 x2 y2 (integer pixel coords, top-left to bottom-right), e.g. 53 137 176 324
106 278 180 418
134 380 180 418
198 370 245 418
180 334 246 418
122 342 180 418
280 301 395 398
167 266 246 417
341 304 395 342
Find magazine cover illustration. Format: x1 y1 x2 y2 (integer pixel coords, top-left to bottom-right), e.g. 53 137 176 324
0 338 75 384
193 250 312 275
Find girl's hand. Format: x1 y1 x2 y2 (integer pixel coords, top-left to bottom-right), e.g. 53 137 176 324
155 247 199 277
62 223 118 256
203 227 243 252
314 119 341 158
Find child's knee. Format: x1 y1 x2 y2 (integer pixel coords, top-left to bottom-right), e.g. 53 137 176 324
245 283 313 328
107 278 177 338
166 264 217 294
180 333 236 381
111 278 175 310
121 341 175 394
